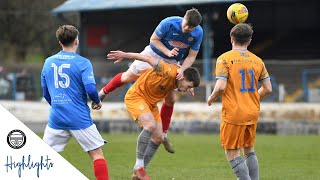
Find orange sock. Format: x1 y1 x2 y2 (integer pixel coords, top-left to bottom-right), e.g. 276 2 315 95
94 158 109 180
160 104 174 133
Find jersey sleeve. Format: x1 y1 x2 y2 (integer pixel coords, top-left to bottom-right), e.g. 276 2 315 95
191 28 203 51
259 62 270 82
41 68 47 88
81 60 96 85
154 18 171 39
154 60 175 78
215 56 229 80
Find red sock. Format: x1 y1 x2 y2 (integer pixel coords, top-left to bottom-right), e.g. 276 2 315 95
160 103 174 133
102 72 124 94
93 158 109 180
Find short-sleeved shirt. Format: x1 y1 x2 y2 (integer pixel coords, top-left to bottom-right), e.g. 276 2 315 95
126 60 179 106
41 51 96 130
150 16 203 62
215 50 270 125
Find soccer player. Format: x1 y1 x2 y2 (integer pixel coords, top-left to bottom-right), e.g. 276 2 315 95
98 8 203 153
107 50 201 180
41 25 109 180
207 23 272 180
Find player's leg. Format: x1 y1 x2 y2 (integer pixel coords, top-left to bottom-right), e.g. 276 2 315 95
220 121 250 180
70 124 109 180
132 112 155 180
243 123 259 180
98 60 151 101
243 147 258 180
99 45 161 101
225 149 250 180
144 109 164 169
125 94 154 179
88 148 109 180
99 69 139 100
161 90 176 153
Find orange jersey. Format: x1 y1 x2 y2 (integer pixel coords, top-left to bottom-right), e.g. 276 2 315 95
126 60 178 107
215 50 270 125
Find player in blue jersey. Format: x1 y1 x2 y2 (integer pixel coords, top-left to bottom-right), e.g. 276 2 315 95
41 25 109 180
97 8 203 155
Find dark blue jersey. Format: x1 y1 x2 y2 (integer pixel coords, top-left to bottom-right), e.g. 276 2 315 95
150 16 203 61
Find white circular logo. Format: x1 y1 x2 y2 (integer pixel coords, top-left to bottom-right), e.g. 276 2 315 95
7 129 26 149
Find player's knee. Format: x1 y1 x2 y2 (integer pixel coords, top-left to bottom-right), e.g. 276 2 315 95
243 146 254 154
226 149 241 161
121 71 139 83
165 100 175 106
144 121 157 132
152 133 164 144
164 96 176 106
88 148 105 161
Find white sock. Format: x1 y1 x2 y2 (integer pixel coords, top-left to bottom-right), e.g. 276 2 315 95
164 132 168 138
134 159 144 169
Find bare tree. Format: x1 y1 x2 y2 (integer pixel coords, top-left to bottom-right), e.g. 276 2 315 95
0 0 77 63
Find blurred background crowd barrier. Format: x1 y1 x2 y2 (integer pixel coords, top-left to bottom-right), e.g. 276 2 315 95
1 60 320 103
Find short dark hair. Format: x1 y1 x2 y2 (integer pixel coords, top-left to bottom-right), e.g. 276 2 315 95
56 25 79 46
230 23 253 45
184 67 201 87
185 8 202 27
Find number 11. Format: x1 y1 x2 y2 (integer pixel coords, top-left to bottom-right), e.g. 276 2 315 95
239 69 255 93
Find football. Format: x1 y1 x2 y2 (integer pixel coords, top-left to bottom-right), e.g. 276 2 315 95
227 3 249 24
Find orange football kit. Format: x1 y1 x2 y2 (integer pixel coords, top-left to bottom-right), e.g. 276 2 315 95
125 60 178 122
215 50 270 149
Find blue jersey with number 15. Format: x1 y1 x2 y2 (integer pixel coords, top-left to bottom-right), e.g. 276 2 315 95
41 51 96 130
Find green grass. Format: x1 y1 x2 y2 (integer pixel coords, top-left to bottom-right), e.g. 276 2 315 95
59 134 320 180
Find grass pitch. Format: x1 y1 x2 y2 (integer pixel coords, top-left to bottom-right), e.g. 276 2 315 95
60 134 320 180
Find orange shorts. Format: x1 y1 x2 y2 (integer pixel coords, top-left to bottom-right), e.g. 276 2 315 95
220 121 257 150
124 92 161 122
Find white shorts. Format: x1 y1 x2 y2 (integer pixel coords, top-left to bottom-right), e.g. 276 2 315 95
43 124 106 152
129 45 179 76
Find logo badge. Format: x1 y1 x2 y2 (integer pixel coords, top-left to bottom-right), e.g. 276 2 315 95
7 129 26 149
188 37 194 41
139 104 146 111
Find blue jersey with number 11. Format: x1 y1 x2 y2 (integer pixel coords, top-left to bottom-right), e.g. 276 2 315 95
41 51 96 130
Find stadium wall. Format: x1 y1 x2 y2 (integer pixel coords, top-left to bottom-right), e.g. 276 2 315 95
1 101 319 135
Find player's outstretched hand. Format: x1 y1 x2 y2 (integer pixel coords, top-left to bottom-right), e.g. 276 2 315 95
107 50 127 64
91 101 97 109
167 47 179 58
207 94 215 106
92 101 102 110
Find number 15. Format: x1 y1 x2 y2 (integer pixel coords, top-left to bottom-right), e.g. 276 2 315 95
51 63 71 88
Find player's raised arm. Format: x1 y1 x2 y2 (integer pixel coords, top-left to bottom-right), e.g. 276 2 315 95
150 32 179 57
207 79 227 106
258 80 272 98
107 50 158 67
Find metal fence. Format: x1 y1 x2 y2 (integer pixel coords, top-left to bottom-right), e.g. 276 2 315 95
1 60 320 102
